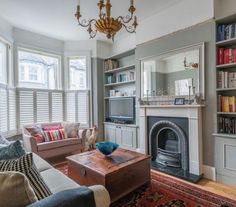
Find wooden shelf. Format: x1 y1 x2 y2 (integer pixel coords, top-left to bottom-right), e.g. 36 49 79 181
104 64 135 74
213 133 236 139
105 80 135 87
217 112 236 115
216 62 236 69
216 37 236 47
216 88 236 91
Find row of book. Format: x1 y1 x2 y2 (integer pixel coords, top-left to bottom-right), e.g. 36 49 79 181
104 59 119 71
217 48 236 65
117 71 135 83
218 117 236 134
217 71 236 88
218 95 236 112
217 23 236 42
106 71 135 84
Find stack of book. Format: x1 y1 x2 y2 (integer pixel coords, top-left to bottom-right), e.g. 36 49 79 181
217 47 236 65
106 75 116 84
218 95 236 112
217 23 236 41
104 59 118 71
117 71 135 83
218 71 236 88
218 117 236 134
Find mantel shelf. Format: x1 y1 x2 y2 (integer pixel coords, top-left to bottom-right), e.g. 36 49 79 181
139 104 205 108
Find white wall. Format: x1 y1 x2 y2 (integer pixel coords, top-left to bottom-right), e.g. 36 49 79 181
0 16 13 42
112 0 214 54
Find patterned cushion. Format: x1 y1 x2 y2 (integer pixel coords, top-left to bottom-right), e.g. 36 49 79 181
43 129 65 142
0 171 38 207
43 124 62 131
0 153 52 200
0 134 10 146
0 141 25 160
26 125 44 143
62 122 80 138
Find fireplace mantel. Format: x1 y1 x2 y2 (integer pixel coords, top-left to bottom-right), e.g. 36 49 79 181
138 105 204 176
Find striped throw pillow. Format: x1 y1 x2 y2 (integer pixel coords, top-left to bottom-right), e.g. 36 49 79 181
43 129 65 142
0 153 51 200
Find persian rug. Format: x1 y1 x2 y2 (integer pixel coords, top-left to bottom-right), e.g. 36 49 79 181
54 163 236 207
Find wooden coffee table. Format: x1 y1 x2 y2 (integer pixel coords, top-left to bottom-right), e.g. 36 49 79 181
66 148 151 202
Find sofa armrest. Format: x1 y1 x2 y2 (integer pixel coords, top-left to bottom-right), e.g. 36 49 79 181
23 134 38 153
89 185 110 207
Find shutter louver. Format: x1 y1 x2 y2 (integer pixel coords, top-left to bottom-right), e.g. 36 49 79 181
36 92 49 123
77 91 89 127
0 88 8 133
19 90 34 127
8 89 16 131
51 92 63 122
66 92 76 122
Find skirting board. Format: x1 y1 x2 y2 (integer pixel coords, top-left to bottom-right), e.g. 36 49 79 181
203 165 216 181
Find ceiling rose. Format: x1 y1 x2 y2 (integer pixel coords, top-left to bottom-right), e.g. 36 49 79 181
75 0 138 40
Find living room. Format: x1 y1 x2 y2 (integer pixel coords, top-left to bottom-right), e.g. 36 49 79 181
0 0 236 206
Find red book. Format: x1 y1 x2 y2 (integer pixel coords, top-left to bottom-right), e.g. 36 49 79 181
218 48 224 65
224 49 230 64
233 49 236 63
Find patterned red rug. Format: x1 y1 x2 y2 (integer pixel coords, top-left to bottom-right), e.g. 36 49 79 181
54 163 236 207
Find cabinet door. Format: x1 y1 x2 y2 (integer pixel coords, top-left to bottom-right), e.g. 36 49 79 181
115 126 122 145
120 127 137 150
104 124 116 143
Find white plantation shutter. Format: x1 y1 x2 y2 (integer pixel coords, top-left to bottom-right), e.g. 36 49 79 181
19 90 34 126
51 92 63 122
0 88 8 133
77 91 89 127
66 92 76 122
8 89 16 131
36 92 49 123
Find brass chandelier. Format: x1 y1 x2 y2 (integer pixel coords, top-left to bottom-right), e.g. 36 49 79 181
75 0 138 40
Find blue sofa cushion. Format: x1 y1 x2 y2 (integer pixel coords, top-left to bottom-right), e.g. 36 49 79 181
27 187 96 207
0 140 25 160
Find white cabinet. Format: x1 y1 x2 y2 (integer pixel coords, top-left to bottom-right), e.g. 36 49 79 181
104 123 138 151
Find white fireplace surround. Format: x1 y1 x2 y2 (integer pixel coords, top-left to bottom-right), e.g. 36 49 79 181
138 105 204 176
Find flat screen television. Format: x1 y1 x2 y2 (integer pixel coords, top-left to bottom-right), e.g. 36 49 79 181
108 97 135 124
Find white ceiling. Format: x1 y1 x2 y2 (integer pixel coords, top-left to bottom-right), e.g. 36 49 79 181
0 0 179 41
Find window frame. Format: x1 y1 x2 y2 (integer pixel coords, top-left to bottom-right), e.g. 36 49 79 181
17 47 62 90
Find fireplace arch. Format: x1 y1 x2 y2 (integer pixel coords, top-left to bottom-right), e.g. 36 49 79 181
149 120 189 171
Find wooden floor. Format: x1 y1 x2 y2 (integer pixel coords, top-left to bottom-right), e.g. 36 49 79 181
152 170 236 201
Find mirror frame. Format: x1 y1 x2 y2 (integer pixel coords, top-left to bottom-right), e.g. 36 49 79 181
139 42 205 100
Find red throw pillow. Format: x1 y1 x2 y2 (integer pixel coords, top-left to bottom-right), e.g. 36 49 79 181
43 124 62 131
25 126 44 143
43 129 65 142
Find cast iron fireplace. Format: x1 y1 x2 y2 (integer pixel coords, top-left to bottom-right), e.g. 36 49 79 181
147 116 203 182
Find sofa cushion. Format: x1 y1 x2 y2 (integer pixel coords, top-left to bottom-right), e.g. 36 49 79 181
26 125 44 143
0 134 10 145
40 168 79 194
33 153 52 172
27 187 96 207
42 123 62 131
0 140 25 160
0 171 38 207
43 129 65 142
62 122 80 138
0 153 52 200
37 138 82 152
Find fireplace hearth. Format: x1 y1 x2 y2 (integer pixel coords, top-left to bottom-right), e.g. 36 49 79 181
148 116 202 183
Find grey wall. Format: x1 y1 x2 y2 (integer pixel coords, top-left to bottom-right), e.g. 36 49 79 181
92 58 104 140
136 20 216 167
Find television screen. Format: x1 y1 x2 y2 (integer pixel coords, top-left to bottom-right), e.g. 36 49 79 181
109 98 134 120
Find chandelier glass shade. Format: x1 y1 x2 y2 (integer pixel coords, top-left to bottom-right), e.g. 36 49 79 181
75 0 138 40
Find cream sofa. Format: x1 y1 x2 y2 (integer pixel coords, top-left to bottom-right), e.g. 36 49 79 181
22 122 86 159
33 153 110 207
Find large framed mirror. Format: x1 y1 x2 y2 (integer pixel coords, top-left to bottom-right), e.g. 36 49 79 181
140 42 205 102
